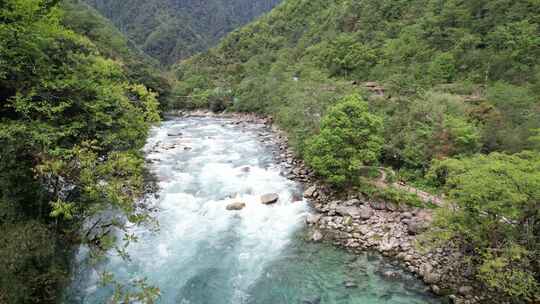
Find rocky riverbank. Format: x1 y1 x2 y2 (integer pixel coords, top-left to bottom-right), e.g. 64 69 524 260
175 110 490 304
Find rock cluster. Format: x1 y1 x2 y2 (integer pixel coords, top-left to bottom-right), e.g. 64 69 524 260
260 121 486 304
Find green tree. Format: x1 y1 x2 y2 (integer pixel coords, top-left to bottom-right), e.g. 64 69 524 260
428 152 540 301
0 0 161 302
305 94 383 186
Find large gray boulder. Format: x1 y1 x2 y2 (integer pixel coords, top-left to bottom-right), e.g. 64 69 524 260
358 206 374 220
260 193 279 205
335 206 360 217
226 202 246 211
335 205 373 219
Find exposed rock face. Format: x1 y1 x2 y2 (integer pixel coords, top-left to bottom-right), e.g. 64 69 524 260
260 193 279 205
226 202 246 210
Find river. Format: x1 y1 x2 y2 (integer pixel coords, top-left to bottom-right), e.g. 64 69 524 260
65 116 442 304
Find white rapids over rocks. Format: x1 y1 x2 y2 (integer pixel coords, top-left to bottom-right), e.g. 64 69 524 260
65 116 442 304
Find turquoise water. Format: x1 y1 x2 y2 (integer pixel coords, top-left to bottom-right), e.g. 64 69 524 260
65 117 441 304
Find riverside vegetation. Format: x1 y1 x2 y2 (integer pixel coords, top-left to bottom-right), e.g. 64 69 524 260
176 0 540 302
1 0 539 303
0 0 166 302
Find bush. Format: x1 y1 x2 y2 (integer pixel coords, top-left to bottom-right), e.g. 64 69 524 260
427 152 540 301
305 94 383 186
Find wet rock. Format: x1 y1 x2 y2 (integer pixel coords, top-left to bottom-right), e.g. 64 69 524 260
260 193 279 205
382 270 399 280
431 285 442 295
311 230 323 242
302 296 321 304
162 144 176 150
226 202 246 211
304 185 318 198
344 280 358 288
306 213 322 225
291 193 304 202
420 264 440 284
167 131 183 137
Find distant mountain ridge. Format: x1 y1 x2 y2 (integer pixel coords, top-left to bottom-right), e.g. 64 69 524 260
83 0 281 65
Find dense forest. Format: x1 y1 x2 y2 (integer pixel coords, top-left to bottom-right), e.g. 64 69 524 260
0 0 166 302
83 0 281 65
177 0 540 302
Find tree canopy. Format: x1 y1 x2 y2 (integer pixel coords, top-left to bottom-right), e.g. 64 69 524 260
305 94 383 186
0 0 162 302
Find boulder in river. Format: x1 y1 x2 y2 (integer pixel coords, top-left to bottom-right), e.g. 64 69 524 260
344 280 358 288
167 131 183 137
226 202 246 211
302 296 321 304
260 193 279 205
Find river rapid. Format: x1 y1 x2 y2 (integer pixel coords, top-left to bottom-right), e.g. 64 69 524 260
65 116 442 304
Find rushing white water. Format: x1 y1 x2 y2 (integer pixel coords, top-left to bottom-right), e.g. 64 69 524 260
66 117 441 304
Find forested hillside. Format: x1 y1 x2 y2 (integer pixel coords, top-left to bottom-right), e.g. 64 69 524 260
61 0 173 108
84 0 281 65
177 0 540 301
0 0 165 302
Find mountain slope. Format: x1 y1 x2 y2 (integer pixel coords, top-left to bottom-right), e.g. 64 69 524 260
178 0 540 154
61 0 173 108
83 0 281 65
